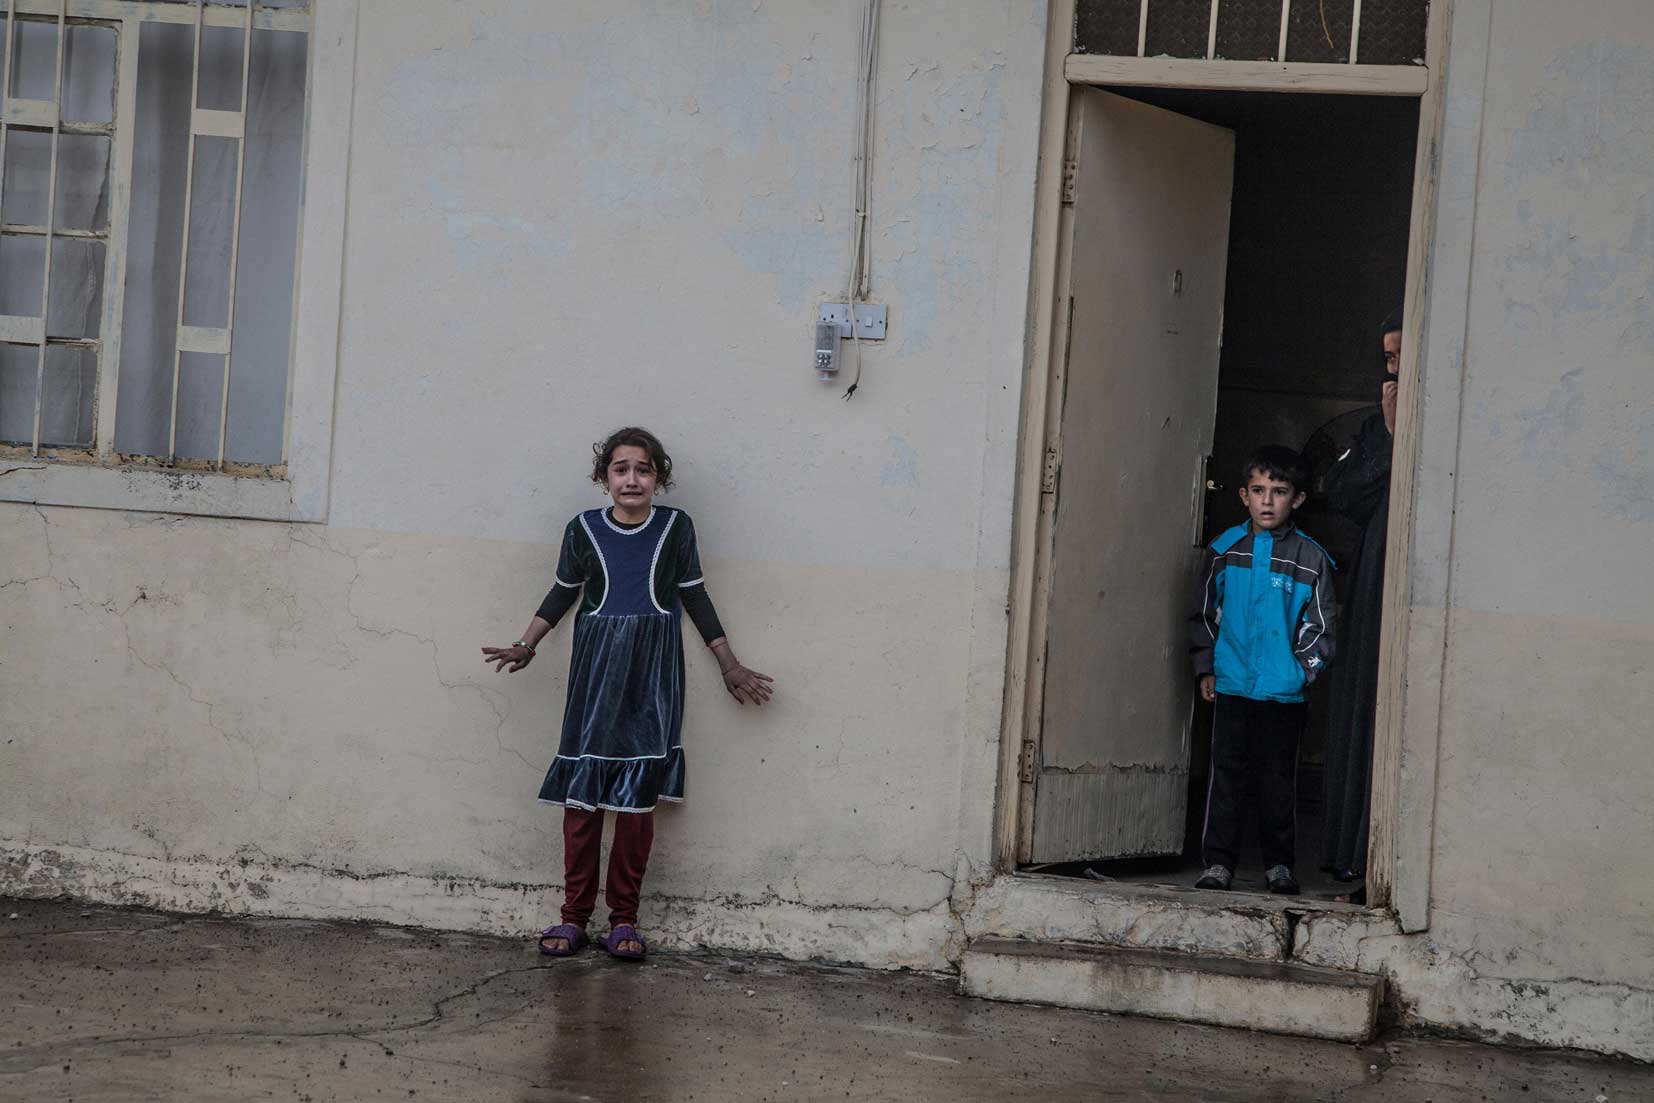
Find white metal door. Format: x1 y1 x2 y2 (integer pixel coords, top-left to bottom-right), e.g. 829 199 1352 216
1030 90 1234 863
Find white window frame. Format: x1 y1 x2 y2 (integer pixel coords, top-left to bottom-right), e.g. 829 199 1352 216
0 0 355 523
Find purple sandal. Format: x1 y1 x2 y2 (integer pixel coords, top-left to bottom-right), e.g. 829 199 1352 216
602 924 647 961
537 923 587 957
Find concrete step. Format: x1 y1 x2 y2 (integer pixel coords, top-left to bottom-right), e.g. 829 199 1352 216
965 873 1379 963
960 937 1384 1043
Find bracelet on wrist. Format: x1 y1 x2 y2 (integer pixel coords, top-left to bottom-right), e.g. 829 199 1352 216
515 640 535 654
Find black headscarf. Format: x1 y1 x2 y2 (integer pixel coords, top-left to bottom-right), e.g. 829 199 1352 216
1378 305 1403 386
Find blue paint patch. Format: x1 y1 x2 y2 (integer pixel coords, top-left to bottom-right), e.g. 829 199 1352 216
724 190 843 313
1587 421 1654 523
1504 41 1654 188
423 178 571 287
1511 367 1654 523
877 58 1008 356
1489 40 1654 526
1499 41 1654 351
367 12 1020 343
371 21 583 287
505 5 849 310
880 434 919 488
374 6 846 304
1515 368 1585 481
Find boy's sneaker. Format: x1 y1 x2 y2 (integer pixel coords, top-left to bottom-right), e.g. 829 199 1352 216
1194 864 1232 891
1265 865 1301 895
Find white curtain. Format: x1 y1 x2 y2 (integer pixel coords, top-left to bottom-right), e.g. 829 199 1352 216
0 20 115 447
0 12 305 457
113 20 307 463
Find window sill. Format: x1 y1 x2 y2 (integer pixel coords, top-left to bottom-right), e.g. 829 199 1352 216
0 457 321 523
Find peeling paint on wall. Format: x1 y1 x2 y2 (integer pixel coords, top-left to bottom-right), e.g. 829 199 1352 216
3 0 1652 1067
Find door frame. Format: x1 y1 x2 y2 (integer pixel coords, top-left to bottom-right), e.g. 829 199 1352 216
995 0 1454 923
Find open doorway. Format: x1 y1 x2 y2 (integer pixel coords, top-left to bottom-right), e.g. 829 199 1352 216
1021 86 1418 903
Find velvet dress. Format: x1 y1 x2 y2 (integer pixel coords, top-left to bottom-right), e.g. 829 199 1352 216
535 505 722 813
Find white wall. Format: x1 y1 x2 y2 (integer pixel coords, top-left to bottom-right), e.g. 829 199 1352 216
1413 0 1654 1050
1299 0 1654 1059
4 0 1652 1062
0 0 1047 969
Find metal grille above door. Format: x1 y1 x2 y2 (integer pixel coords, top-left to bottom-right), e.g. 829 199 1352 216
1075 0 1141 57
1353 0 1428 64
1284 0 1356 63
1143 0 1211 60
1074 0 1428 64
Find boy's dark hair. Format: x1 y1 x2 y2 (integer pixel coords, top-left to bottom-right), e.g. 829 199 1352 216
1241 445 1311 494
591 426 674 491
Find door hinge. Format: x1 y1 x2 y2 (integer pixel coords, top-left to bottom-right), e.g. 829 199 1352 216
1060 158 1077 204
1040 446 1059 495
1019 740 1037 784
1196 452 1220 546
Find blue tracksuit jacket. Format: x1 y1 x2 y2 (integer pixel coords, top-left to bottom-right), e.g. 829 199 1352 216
1188 522 1337 703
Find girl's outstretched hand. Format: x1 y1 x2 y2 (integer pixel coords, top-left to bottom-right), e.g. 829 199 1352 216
722 663 774 706
481 644 535 673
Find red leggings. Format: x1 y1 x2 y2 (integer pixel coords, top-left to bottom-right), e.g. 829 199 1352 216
560 807 654 929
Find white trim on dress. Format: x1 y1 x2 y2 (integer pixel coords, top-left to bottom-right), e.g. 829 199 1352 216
646 511 678 615
577 512 611 614
600 505 656 535
539 797 664 813
555 749 680 762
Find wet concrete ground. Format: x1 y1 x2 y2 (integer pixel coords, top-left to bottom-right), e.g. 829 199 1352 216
2 900 1648 1102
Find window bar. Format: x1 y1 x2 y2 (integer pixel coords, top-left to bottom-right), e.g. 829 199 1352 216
1136 0 1148 57
165 0 206 464
92 15 140 460
1206 0 1219 60
212 0 253 470
0 2 43 420
0 2 14 235
1277 0 1291 62
1350 0 1363 63
277 17 314 469
29 0 68 456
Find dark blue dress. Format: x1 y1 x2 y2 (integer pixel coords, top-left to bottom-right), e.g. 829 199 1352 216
537 506 707 813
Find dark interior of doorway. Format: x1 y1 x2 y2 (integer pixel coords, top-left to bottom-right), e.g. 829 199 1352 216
1040 88 1419 900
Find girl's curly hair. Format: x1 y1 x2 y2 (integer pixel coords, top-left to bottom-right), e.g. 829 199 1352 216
591 427 674 491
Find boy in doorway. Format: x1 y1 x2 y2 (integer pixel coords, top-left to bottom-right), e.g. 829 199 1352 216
1187 446 1337 895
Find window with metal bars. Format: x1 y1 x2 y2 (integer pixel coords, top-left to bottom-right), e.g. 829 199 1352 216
0 0 309 475
1075 0 1428 65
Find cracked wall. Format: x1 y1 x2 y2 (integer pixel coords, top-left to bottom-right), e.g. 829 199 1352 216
2 0 1649 1064
0 0 1047 973
1429 1 1654 990
1363 0 1654 1060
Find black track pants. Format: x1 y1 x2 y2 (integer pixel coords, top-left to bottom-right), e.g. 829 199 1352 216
1201 694 1305 871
